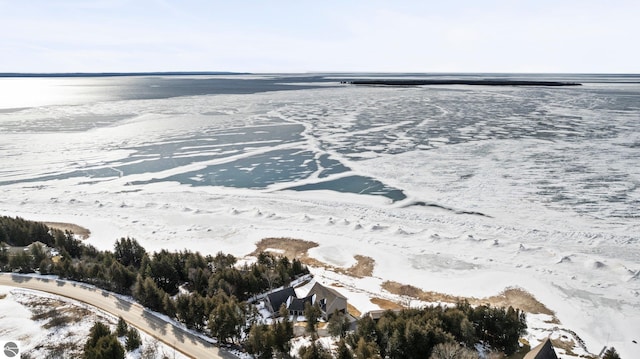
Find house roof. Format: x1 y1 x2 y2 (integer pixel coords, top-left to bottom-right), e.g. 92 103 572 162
266 287 296 312
524 338 558 359
287 295 314 312
27 241 49 250
308 282 347 301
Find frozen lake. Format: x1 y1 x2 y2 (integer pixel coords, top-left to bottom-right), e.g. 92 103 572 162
1 74 639 357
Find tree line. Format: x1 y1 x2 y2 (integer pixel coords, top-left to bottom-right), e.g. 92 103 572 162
287 300 526 359
0 216 308 346
1 216 535 358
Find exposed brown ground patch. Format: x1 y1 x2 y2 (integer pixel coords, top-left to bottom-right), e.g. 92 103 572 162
252 238 375 278
484 288 555 316
382 281 557 320
338 255 375 278
347 303 362 317
0 294 6 300
27 297 93 329
551 338 578 357
371 297 404 311
44 222 91 239
252 237 319 260
382 281 460 303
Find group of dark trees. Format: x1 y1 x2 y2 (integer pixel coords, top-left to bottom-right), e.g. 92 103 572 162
83 318 141 359
293 301 526 359
0 216 83 273
0 216 309 346
245 304 296 358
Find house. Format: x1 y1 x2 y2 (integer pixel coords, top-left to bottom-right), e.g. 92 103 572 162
524 338 558 359
265 287 296 315
264 282 348 319
26 241 55 255
306 282 348 320
362 308 402 322
286 295 315 316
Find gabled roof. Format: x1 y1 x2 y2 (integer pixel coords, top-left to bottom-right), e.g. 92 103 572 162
524 338 558 359
287 294 314 312
27 241 49 249
308 282 347 301
266 287 296 312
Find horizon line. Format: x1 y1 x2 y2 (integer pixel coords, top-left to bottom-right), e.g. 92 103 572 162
1 71 640 78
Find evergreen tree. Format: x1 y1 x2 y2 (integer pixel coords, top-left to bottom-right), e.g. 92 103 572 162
0 245 8 268
336 339 354 359
603 347 621 359
148 250 181 294
114 237 146 268
208 296 244 343
328 309 351 338
116 316 128 337
304 302 322 336
125 327 142 351
162 293 176 318
84 321 111 351
38 257 54 274
299 341 333 359
189 293 207 330
92 335 125 359
272 304 294 354
246 324 274 359
353 337 381 359
84 322 124 359
30 242 47 266
109 261 136 294
133 275 166 312
175 294 192 326
9 250 33 273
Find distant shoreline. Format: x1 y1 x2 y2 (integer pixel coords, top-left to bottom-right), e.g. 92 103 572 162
346 79 582 87
0 71 250 78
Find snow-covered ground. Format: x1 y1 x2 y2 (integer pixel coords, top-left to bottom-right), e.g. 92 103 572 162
4 182 636 357
0 285 188 359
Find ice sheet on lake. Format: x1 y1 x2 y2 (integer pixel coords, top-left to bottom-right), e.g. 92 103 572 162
1 77 639 357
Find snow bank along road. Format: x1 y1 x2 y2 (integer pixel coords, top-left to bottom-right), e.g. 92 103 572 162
0 273 234 359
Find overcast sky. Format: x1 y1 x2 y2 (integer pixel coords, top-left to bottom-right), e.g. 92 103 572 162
1 0 638 73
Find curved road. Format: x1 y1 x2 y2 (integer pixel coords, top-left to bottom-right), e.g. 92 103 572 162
0 273 235 359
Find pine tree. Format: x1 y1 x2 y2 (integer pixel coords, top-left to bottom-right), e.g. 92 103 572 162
114 237 146 268
273 304 294 354
353 337 381 359
84 321 111 352
299 341 333 359
125 327 142 351
336 339 354 359
208 296 244 343
304 302 322 336
162 293 176 318
84 322 125 359
116 316 128 337
246 324 274 359
93 335 125 359
328 310 350 338
603 347 621 359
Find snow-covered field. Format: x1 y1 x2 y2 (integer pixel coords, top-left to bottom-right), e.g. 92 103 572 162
1 75 639 357
0 285 188 358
